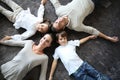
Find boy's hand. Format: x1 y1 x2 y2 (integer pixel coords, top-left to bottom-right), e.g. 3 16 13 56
89 35 97 39
41 0 47 5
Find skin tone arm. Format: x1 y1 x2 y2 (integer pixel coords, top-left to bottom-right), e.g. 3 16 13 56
80 35 97 44
41 0 47 5
98 32 119 43
49 59 58 80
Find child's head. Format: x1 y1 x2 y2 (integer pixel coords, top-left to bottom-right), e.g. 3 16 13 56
56 31 68 46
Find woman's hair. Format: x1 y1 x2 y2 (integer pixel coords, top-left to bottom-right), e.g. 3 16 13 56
42 19 52 32
56 31 67 41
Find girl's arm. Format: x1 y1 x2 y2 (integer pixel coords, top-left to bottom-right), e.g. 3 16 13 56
80 35 96 44
49 59 58 80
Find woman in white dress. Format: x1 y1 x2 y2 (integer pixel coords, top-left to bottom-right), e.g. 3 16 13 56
0 33 53 80
0 0 51 40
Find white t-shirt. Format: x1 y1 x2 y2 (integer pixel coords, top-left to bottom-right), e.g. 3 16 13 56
53 40 83 75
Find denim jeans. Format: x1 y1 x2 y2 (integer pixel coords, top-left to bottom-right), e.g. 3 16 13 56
71 62 111 80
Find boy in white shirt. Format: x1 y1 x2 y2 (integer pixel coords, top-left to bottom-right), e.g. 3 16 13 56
49 31 111 80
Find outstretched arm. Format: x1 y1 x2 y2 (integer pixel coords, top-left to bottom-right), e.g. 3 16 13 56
2 30 36 41
49 59 58 80
37 0 47 21
81 24 119 43
98 32 119 42
0 39 31 47
80 35 96 44
39 55 48 80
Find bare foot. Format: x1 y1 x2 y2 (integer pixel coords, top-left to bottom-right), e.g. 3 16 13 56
41 0 47 5
109 36 119 42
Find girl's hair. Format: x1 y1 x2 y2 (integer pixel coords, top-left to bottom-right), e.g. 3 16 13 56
56 31 67 41
42 19 52 33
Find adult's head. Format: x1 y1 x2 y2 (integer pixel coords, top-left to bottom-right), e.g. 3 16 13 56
36 19 52 33
39 33 54 49
51 16 69 32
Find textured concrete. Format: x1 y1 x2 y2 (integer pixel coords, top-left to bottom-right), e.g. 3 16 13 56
0 0 120 80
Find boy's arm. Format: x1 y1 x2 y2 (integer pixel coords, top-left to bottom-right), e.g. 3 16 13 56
80 35 96 44
49 59 58 80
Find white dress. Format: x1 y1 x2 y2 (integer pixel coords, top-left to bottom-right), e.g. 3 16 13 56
12 4 45 40
0 40 48 80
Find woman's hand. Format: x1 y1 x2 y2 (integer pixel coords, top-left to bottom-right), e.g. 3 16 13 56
0 36 12 42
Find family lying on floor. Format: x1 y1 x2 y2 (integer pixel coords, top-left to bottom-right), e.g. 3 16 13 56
0 0 119 80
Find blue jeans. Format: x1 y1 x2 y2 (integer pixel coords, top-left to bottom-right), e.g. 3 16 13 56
71 62 111 80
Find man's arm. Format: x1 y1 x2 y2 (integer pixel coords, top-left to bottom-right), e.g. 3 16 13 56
49 59 58 80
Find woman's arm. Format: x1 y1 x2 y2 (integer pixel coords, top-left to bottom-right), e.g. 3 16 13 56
0 38 32 47
39 55 48 80
80 35 96 44
49 59 58 80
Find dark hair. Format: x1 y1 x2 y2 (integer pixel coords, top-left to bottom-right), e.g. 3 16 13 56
45 33 56 44
51 25 64 33
42 19 52 33
56 31 67 41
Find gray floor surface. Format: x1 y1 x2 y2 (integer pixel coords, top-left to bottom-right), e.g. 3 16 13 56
0 0 120 80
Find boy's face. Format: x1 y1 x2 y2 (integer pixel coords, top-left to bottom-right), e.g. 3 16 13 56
58 36 67 46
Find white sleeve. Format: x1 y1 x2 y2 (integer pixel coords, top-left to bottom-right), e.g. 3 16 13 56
37 4 44 21
69 40 80 47
0 39 32 47
39 55 48 80
11 30 36 40
53 48 59 60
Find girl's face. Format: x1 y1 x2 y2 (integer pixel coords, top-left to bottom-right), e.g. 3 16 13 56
37 23 48 33
58 35 67 46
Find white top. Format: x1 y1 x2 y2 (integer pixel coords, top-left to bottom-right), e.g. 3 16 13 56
53 0 100 35
0 40 48 80
12 4 45 40
53 40 83 75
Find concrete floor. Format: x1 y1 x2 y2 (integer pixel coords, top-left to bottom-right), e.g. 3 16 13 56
0 0 120 80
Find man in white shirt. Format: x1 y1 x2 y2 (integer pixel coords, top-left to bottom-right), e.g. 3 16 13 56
0 0 51 40
50 0 119 43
